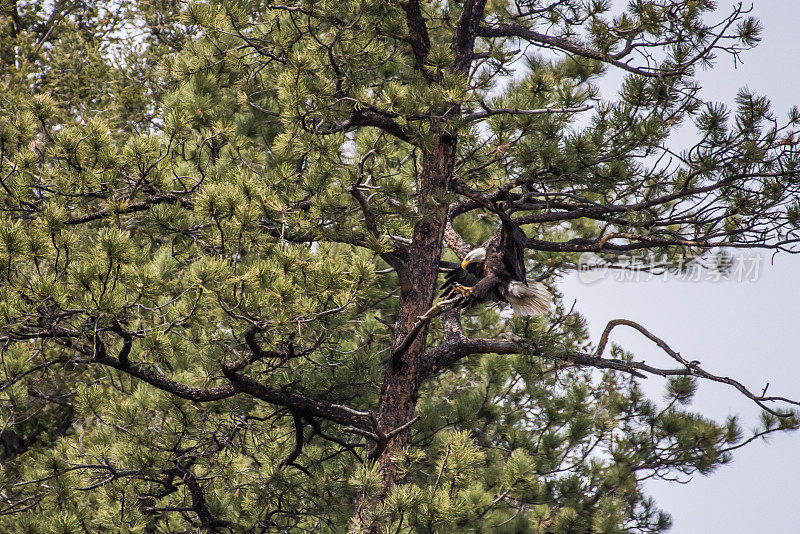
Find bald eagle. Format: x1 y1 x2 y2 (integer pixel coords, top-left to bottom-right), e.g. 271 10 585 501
442 217 552 316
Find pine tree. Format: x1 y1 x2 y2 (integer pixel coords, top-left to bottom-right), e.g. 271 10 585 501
1 1 799 532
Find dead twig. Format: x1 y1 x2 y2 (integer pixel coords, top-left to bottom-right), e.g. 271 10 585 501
384 297 461 367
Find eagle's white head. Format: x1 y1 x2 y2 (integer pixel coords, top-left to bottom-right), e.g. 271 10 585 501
461 247 487 268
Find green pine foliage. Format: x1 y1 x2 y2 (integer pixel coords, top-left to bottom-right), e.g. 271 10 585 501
1 1 798 532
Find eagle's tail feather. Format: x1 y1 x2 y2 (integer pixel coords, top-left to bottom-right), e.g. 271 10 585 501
506 281 552 316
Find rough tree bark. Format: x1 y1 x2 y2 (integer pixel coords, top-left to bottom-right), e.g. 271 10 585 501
372 0 488 496
376 133 457 483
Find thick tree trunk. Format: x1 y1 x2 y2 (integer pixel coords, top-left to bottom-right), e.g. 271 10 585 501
361 2 486 524
375 133 457 485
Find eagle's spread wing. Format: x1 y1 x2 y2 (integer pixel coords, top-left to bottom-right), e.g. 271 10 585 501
497 217 527 283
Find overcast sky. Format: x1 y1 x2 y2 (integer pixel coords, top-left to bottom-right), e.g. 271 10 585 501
561 3 800 532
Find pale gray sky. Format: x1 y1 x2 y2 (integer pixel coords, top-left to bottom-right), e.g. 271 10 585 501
562 3 800 531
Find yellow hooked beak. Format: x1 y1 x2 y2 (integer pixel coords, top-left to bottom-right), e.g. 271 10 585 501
461 258 471 269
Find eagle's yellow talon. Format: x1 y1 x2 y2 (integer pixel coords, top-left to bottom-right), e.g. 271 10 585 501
453 283 473 297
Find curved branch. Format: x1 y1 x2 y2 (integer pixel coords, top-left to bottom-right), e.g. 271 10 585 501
5 328 378 432
478 23 670 78
220 365 372 429
278 411 306 471
180 467 232 531
419 323 799 417
349 182 409 289
593 319 800 416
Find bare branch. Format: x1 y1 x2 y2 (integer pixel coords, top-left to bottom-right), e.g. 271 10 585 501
278 411 306 471
525 235 800 255
593 319 800 416
465 103 593 121
384 297 461 367
444 220 472 259
419 323 800 417
477 23 668 78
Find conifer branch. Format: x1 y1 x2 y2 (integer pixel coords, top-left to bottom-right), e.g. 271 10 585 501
225 326 287 372
306 417 364 461
421 329 800 417
179 467 233 531
477 23 667 77
510 166 800 228
525 235 800 254
349 177 409 289
65 195 192 225
3 327 379 434
593 319 800 416
335 110 415 143
219 368 373 430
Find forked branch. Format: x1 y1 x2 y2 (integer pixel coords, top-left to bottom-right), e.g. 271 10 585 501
421 317 799 417
593 319 800 417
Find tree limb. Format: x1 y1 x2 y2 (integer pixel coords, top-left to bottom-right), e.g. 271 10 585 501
444 220 472 259
419 323 800 417
477 23 670 78
401 0 434 82
278 411 307 472
10 327 379 433
66 195 192 225
593 319 800 416
465 103 593 121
